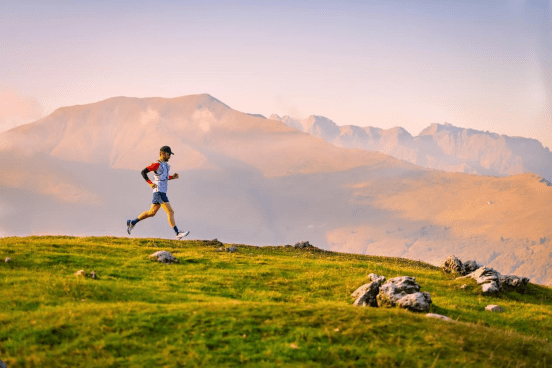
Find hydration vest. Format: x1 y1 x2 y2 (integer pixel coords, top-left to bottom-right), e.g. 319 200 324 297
153 161 170 193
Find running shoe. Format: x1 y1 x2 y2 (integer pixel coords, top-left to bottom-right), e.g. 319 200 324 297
176 231 190 240
126 220 134 235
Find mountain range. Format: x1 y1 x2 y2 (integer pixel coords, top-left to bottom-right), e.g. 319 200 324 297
0 94 550 284
270 115 552 182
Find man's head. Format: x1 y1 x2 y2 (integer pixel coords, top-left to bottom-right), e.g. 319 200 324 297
159 146 174 161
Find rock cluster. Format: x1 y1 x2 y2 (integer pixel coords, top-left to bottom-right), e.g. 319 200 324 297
216 246 238 253
500 275 530 293
74 270 98 279
294 241 313 249
442 255 529 294
352 274 432 313
202 239 224 247
149 251 178 264
441 255 480 276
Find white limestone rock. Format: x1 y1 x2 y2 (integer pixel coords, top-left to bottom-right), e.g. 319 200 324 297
500 275 530 292
465 267 503 294
149 250 178 264
426 313 454 322
294 241 312 249
74 269 98 279
397 292 432 312
376 276 432 313
368 273 386 284
352 281 380 306
485 304 504 312
352 273 386 307
441 255 464 275
442 255 481 276
463 260 481 274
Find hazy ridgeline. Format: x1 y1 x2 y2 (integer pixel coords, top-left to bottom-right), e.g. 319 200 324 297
270 115 552 182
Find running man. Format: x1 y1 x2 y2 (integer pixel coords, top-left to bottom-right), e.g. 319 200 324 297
126 146 190 239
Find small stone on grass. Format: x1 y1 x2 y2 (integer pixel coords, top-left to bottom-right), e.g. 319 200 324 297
485 304 504 312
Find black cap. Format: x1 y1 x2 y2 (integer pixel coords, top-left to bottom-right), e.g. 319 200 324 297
160 146 174 155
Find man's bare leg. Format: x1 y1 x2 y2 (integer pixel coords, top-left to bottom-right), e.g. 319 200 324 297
161 202 176 227
162 202 189 239
127 203 161 235
138 203 161 220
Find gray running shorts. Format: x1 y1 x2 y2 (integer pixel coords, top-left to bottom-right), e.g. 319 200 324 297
152 192 169 204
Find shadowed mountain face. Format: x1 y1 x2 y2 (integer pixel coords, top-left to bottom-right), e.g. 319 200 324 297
1 95 551 284
270 115 552 182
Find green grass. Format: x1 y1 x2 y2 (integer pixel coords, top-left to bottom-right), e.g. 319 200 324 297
0 236 551 367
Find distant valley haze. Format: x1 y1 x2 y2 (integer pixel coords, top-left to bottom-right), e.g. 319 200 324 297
0 94 550 285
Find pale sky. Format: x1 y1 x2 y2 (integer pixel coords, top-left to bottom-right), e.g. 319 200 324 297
1 0 551 148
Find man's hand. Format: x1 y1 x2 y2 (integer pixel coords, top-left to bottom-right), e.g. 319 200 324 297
172 173 179 179
150 183 158 189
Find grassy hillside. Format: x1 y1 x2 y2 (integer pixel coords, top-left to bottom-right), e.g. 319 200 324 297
0 236 551 367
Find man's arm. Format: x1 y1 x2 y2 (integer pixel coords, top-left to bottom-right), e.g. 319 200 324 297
141 168 152 184
141 163 160 187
